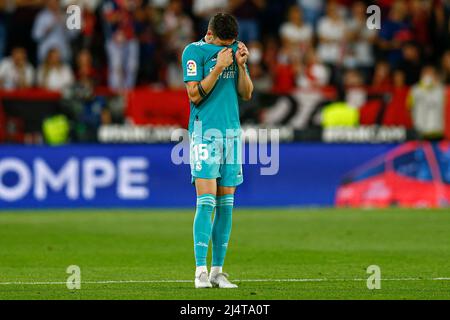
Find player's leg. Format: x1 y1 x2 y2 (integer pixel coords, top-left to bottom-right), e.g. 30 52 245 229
209 136 243 288
106 39 123 90
211 186 235 270
124 39 139 89
209 185 238 288
190 134 221 288
194 178 216 271
193 178 216 288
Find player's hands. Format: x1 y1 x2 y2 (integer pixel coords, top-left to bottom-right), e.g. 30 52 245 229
216 48 234 71
236 42 249 67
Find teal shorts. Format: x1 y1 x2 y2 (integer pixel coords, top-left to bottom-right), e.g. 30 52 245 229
190 134 243 187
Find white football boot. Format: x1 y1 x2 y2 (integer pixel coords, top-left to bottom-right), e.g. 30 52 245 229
209 272 238 289
195 271 213 288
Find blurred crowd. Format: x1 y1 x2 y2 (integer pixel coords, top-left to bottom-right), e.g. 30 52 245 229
0 0 449 93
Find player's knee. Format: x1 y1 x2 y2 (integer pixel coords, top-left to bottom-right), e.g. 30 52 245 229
197 191 216 198
217 186 236 196
195 179 217 196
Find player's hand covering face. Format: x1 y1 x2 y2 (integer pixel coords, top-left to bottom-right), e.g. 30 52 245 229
236 42 249 66
216 48 234 70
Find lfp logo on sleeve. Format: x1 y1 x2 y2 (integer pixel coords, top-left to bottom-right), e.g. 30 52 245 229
187 60 197 76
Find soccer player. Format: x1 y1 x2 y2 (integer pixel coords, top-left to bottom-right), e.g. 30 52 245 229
182 13 253 289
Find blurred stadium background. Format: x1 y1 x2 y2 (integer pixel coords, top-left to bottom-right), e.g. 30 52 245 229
0 0 449 208
0 0 450 300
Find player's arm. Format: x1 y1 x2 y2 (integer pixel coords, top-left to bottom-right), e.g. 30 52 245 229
235 42 253 101
184 48 233 106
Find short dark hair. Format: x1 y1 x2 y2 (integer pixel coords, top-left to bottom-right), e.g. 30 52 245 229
208 13 239 40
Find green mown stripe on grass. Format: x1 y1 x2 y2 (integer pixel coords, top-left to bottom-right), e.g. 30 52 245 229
0 209 449 299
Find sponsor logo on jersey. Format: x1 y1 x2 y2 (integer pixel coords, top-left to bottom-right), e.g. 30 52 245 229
187 60 197 76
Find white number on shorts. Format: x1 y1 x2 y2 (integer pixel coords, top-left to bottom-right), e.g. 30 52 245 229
192 144 209 161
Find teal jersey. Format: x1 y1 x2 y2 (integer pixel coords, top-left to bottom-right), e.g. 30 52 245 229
182 38 242 138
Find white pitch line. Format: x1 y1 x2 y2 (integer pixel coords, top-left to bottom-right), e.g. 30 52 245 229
0 278 450 286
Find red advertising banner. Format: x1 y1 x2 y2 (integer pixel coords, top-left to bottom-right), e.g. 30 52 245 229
126 88 190 127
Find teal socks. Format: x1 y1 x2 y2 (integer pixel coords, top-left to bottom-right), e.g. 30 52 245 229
193 194 215 267
193 194 234 268
211 194 234 267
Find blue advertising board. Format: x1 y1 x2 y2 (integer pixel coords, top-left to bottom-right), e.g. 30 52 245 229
0 144 397 209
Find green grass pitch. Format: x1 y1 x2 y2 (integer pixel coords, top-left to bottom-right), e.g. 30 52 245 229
0 208 449 300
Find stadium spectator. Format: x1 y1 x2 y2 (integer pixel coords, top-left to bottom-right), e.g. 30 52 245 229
192 0 229 30
321 100 360 128
371 60 393 90
343 68 366 109
61 0 101 49
37 47 74 91
240 41 271 124
0 0 14 60
261 35 277 63
166 49 184 89
295 49 329 89
317 1 347 82
102 0 140 90
230 0 265 43
0 47 35 90
408 0 431 50
442 50 450 85
247 41 272 92
393 68 406 88
272 63 296 94
63 49 110 142
32 0 78 63
274 36 298 93
377 0 412 67
279 5 313 57
0 6 5 60
396 42 422 85
75 49 99 87
408 65 446 139
134 2 159 84
257 0 292 37
344 1 377 82
429 0 450 59
6 0 44 66
148 0 170 9
297 0 324 29
162 0 195 52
